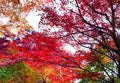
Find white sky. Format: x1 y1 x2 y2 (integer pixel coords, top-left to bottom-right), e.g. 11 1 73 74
64 44 76 54
26 10 40 31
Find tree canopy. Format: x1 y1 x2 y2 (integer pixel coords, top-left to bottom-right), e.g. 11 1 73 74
0 0 120 83
40 0 120 82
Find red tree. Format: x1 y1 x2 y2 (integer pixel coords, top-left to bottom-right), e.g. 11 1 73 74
0 0 79 83
0 32 77 82
40 0 120 82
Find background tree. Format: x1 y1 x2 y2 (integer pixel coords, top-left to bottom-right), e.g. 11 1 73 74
0 0 73 83
0 0 44 68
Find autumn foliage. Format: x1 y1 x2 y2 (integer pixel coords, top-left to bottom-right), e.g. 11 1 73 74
40 0 120 82
0 0 77 83
0 0 120 83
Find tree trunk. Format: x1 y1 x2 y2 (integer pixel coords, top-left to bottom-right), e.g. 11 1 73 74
42 80 46 83
118 58 120 78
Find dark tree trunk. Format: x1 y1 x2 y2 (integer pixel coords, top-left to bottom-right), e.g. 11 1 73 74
42 80 46 83
118 58 120 78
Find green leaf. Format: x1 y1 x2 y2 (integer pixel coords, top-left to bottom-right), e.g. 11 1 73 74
79 79 88 83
